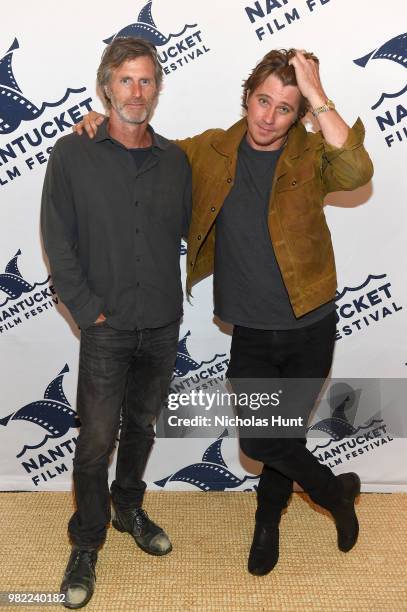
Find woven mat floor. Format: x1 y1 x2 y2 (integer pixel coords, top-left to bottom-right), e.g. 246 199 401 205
0 491 406 611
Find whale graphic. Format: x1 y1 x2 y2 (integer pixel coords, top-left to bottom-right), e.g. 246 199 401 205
0 39 40 134
354 32 407 70
0 364 80 457
104 0 197 46
307 382 386 452
0 250 34 300
154 429 259 491
308 383 360 440
335 273 387 301
0 38 87 135
172 330 227 379
354 33 407 110
173 330 201 377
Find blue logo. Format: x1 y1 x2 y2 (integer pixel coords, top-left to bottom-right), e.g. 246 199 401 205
171 330 228 382
354 33 407 148
244 0 334 43
0 250 58 334
155 429 259 491
0 38 88 136
335 273 402 341
354 33 407 73
0 39 93 187
156 331 229 438
104 1 210 76
308 381 394 468
0 364 79 458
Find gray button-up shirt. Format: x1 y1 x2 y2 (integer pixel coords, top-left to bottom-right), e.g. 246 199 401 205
41 121 191 330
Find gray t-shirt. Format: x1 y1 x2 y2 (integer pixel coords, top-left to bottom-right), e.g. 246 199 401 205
213 135 334 329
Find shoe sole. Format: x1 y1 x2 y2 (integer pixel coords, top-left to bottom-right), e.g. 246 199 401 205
112 519 173 556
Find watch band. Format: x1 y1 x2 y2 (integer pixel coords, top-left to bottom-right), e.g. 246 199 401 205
311 99 335 117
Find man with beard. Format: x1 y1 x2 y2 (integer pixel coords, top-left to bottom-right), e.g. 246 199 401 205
75 47 373 577
41 37 191 608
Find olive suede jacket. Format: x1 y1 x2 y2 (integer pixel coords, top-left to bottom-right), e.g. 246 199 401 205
177 117 373 318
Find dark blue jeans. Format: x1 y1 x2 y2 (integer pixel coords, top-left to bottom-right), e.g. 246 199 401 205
68 320 180 549
227 312 342 523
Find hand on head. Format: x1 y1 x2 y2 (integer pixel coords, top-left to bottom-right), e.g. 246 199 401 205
288 49 326 108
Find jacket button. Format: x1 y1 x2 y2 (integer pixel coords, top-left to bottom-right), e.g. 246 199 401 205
291 180 297 186
190 262 194 267
197 235 201 240
211 207 216 212
227 178 232 183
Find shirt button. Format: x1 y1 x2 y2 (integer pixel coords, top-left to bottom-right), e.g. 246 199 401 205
291 180 297 186
135 228 139 234
135 201 139 206
210 207 216 212
227 178 232 184
197 235 201 240
136 281 140 287
136 256 141 262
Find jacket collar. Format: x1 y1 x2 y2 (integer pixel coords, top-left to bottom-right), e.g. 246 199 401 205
210 116 313 161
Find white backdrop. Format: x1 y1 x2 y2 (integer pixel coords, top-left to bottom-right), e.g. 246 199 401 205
1 0 406 492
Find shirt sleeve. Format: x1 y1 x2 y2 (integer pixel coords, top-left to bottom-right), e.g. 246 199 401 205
40 141 105 328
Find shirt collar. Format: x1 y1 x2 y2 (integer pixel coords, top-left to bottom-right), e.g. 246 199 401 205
94 119 169 150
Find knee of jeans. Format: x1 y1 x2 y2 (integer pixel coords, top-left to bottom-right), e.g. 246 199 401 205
121 414 156 438
74 425 117 468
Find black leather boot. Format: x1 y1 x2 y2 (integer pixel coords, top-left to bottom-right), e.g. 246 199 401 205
248 522 279 576
112 506 172 555
330 472 361 552
60 548 97 609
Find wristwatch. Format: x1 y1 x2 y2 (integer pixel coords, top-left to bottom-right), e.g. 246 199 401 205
311 99 335 117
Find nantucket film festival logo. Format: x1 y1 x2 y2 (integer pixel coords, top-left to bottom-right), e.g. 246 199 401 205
104 0 210 76
0 38 93 187
155 429 259 492
335 273 402 341
0 365 80 487
0 250 58 334
307 381 394 469
156 331 230 439
244 0 334 43
354 32 407 148
170 330 229 393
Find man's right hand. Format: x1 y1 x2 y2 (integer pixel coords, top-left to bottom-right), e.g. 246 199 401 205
73 111 106 138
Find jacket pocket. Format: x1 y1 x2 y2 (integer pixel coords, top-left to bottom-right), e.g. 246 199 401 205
275 164 315 193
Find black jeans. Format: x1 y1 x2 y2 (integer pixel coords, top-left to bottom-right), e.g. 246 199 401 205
68 319 180 549
227 312 341 524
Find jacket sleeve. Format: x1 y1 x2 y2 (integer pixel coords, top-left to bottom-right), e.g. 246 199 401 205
321 117 374 193
40 142 104 328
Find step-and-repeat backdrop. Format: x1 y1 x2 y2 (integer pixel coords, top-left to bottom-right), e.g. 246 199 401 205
1 1 406 492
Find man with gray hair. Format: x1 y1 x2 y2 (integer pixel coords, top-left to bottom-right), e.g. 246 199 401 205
41 37 191 608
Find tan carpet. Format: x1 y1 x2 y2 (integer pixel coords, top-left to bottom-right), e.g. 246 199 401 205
0 491 406 611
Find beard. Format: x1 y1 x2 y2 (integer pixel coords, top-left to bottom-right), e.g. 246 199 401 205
110 95 157 125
